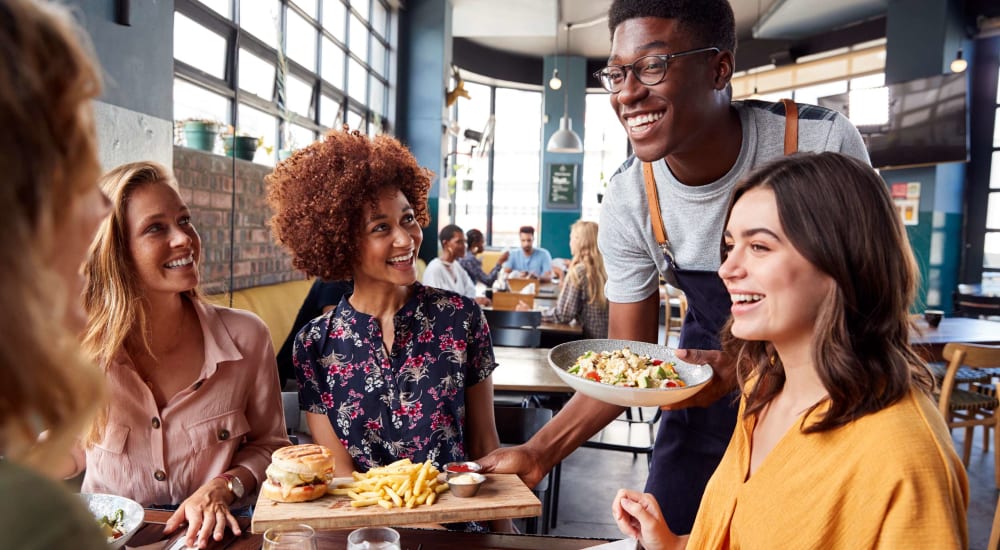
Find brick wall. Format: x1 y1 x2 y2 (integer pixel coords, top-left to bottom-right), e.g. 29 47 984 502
173 146 306 294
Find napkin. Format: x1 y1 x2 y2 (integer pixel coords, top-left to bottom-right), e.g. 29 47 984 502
520 283 535 295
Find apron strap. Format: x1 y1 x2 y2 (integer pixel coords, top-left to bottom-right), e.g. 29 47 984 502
642 100 799 344
643 162 669 247
782 98 798 155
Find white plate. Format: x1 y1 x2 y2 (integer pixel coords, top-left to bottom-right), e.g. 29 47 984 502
79 492 144 549
548 339 713 407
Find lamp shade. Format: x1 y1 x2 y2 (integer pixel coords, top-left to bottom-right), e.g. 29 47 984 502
547 115 583 153
950 49 967 73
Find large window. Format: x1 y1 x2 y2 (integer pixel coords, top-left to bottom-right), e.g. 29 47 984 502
582 93 629 222
984 70 1000 291
447 81 542 248
173 0 395 164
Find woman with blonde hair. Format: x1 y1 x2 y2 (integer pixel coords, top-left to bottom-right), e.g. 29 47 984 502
70 161 289 549
0 1 111 547
548 220 609 339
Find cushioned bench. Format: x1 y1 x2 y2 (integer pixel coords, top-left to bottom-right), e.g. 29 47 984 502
206 278 314 351
480 250 505 274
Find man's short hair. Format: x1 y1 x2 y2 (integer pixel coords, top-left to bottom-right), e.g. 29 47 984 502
518 226 535 235
607 0 736 53
439 224 463 243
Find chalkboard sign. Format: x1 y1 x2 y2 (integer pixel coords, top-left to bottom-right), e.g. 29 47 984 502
546 163 578 209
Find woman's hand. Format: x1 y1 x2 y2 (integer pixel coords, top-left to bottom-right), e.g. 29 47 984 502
164 477 241 549
612 489 681 550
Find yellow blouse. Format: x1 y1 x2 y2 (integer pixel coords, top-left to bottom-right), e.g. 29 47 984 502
688 389 968 549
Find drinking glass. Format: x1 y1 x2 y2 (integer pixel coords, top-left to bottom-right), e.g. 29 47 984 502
262 524 317 550
346 526 401 550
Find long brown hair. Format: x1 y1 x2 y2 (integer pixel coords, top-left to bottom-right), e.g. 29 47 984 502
0 0 105 472
82 161 199 445
721 152 932 433
567 221 608 306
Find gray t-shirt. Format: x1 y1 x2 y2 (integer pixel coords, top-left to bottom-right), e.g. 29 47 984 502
599 100 870 304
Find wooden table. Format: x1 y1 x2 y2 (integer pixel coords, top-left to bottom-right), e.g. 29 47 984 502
492 347 573 394
133 510 613 549
910 317 1000 360
540 320 583 336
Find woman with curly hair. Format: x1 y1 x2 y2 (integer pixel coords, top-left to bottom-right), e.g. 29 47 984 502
267 129 504 530
612 153 967 549
72 161 290 549
546 220 609 339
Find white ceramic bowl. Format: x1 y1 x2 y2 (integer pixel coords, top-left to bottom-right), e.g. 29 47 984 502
79 493 144 549
548 339 714 407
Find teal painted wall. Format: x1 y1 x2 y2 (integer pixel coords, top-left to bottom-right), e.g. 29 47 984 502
539 54 586 260
541 211 580 261
881 162 965 312
400 0 451 264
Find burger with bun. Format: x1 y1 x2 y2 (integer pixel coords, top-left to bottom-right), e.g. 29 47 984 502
261 444 335 503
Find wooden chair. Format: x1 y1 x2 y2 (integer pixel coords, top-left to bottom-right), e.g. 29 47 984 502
506 277 539 295
492 291 535 311
493 406 560 534
936 343 1000 487
484 309 541 348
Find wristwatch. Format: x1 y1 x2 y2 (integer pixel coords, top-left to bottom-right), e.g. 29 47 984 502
217 473 245 499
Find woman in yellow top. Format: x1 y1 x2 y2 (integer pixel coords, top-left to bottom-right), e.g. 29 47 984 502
612 153 968 549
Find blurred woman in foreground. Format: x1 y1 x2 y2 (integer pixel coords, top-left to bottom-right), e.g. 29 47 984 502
0 1 110 547
613 153 967 549
545 220 609 339
73 161 289 549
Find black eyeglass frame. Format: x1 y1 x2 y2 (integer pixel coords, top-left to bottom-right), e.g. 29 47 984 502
593 47 721 93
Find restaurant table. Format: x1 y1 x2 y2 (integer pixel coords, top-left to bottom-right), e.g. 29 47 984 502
133 509 615 549
492 346 573 394
910 317 1000 361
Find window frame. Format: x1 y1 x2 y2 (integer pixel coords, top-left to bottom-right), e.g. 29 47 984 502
173 0 394 162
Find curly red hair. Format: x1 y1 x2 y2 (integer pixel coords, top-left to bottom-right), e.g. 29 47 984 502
266 128 432 281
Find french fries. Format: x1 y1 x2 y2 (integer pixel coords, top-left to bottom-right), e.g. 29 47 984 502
329 458 448 510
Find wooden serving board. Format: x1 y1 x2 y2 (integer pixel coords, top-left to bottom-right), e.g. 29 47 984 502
250 474 541 533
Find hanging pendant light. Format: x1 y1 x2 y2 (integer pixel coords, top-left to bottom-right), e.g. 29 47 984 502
548 28 562 89
950 48 967 73
547 23 583 153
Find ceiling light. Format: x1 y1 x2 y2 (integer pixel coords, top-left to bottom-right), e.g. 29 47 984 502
950 49 967 73
549 68 562 90
546 23 583 153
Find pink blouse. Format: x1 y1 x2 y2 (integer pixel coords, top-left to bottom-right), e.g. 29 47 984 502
77 300 290 506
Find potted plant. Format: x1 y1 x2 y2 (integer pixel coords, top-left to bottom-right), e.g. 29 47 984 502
179 118 220 152
460 165 474 191
221 126 263 161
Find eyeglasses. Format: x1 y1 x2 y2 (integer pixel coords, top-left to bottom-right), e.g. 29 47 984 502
593 47 720 93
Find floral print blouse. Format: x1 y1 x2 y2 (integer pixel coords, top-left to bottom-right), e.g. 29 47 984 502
294 283 496 471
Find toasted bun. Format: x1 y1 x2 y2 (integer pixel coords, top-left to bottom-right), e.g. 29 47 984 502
261 479 328 503
260 480 327 502
271 444 335 476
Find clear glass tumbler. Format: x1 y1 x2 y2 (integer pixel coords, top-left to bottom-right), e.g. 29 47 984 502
346 526 401 550
262 524 317 550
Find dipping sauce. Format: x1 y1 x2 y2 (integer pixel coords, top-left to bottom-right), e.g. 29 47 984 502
449 473 481 485
448 464 476 473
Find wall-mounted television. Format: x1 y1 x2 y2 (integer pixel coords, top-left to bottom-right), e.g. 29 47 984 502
818 72 968 170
